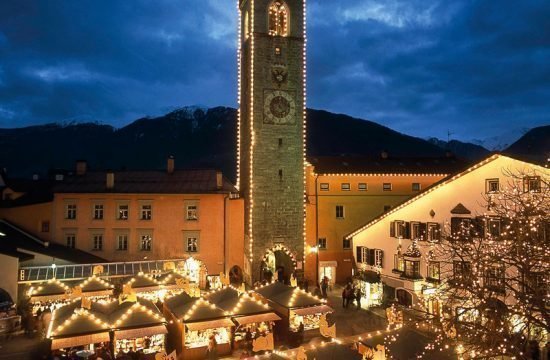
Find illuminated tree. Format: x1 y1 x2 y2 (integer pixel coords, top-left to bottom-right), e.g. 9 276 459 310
422 169 549 359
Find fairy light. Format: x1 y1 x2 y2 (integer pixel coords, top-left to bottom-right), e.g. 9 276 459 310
236 0 242 190
302 0 308 271
247 0 256 266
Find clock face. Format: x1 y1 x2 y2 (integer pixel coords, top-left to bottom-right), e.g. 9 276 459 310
264 90 296 125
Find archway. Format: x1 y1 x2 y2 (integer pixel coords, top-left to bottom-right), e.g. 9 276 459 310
229 265 244 285
396 289 413 307
260 244 297 284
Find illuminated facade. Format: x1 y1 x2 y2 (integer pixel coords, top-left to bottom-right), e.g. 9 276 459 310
238 0 306 282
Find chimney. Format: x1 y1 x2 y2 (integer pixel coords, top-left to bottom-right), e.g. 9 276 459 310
106 171 115 190
167 156 175 174
76 160 87 175
216 171 223 190
380 150 389 159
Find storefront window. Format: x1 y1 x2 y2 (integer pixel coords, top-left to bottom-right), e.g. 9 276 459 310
184 327 230 349
404 260 421 279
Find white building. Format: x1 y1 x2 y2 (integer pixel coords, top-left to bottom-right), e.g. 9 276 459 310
346 154 547 313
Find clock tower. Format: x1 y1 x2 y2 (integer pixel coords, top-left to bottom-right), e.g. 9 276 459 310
238 0 306 282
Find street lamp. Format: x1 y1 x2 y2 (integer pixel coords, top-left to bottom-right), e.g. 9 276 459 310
309 245 319 285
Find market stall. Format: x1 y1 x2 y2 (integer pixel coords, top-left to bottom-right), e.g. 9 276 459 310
164 292 233 359
156 271 198 298
253 282 333 341
111 299 167 357
354 271 383 309
204 286 281 350
47 300 111 352
28 279 72 315
124 272 171 302
75 276 114 299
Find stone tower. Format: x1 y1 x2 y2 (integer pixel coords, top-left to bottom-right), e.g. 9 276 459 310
238 0 306 282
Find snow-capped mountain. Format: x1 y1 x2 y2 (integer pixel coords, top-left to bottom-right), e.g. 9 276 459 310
469 127 530 151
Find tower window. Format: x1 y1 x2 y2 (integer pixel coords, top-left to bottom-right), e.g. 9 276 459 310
278 169 283 180
278 138 283 147
268 1 289 36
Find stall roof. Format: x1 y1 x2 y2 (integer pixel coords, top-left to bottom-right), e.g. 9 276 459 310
49 306 110 339
164 292 195 319
305 343 362 360
126 272 161 291
78 276 114 293
205 287 274 316
110 299 166 330
157 272 188 286
30 279 70 300
254 282 325 309
165 293 227 323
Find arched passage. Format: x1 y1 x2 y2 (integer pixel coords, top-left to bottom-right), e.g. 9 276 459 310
260 244 297 284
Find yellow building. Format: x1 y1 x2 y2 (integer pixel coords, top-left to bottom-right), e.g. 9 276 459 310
304 154 466 284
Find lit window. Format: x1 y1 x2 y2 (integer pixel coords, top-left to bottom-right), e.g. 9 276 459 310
427 223 441 241
358 183 367 191
335 205 344 219
66 204 77 219
186 205 198 220
394 254 404 272
404 260 421 279
116 234 128 251
268 1 289 36
453 261 472 283
383 183 392 191
487 218 501 238
66 234 76 249
320 183 329 191
117 204 129 220
485 179 499 193
412 183 421 191
427 262 440 280
318 238 327 249
524 176 541 193
92 234 103 251
140 234 152 251
140 204 152 220
341 183 350 191
186 237 198 253
484 264 505 292
93 204 104 220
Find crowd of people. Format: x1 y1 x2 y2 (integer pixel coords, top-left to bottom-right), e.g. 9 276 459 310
341 282 362 309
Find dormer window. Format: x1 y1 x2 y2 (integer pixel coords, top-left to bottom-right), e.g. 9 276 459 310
268 1 289 36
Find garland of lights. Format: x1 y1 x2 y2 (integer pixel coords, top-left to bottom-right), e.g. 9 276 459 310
261 243 298 269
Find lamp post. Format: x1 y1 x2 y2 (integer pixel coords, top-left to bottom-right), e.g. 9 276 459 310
309 245 319 285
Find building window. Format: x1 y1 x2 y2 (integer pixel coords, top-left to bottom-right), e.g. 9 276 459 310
451 217 472 241
394 254 404 272
140 234 152 251
268 1 289 36
66 204 77 219
358 183 367 191
341 183 350 191
361 248 383 267
412 183 421 191
41 221 50 233
93 204 104 220
427 223 441 241
92 234 103 251
186 237 198 253
186 204 198 220
453 261 472 283
484 264 505 292
335 205 344 219
117 204 129 220
427 262 440 281
383 205 391 213
320 183 329 191
404 260 421 279
140 204 152 220
116 234 128 251
66 234 76 249
383 183 392 191
278 169 283 181
318 238 327 249
524 176 541 193
487 218 501 238
486 179 500 193
343 238 351 249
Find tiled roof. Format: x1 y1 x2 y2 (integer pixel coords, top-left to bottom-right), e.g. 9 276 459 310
54 169 237 194
0 219 106 264
308 155 470 175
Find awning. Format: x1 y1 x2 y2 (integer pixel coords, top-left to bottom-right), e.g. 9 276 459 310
133 285 161 293
114 325 167 340
234 312 281 326
31 294 68 303
185 318 234 331
291 305 333 317
51 332 110 350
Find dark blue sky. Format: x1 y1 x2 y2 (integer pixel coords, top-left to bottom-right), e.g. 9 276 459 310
0 0 548 142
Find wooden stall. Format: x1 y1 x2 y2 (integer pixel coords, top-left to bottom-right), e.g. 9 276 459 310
28 279 72 315
204 286 281 351
163 292 233 359
75 276 114 299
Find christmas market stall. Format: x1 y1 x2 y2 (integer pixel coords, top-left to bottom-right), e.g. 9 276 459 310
204 286 281 351
110 299 168 357
353 270 383 309
163 292 233 359
74 276 114 300
47 300 111 353
253 282 333 341
28 278 72 315
124 272 168 302
156 271 199 298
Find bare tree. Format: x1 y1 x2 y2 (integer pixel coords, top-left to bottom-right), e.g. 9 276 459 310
419 169 549 359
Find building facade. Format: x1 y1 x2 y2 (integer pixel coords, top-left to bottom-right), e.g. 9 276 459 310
238 0 306 282
347 154 547 312
304 155 464 284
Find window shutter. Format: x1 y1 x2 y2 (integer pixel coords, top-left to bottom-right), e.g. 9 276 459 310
451 217 461 235
473 217 485 238
390 221 395 237
419 223 427 240
404 222 411 239
376 249 384 267
356 247 363 263
368 249 376 266
434 223 441 240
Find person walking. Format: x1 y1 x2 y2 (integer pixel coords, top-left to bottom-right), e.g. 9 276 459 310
205 334 218 359
355 287 362 309
321 277 328 299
